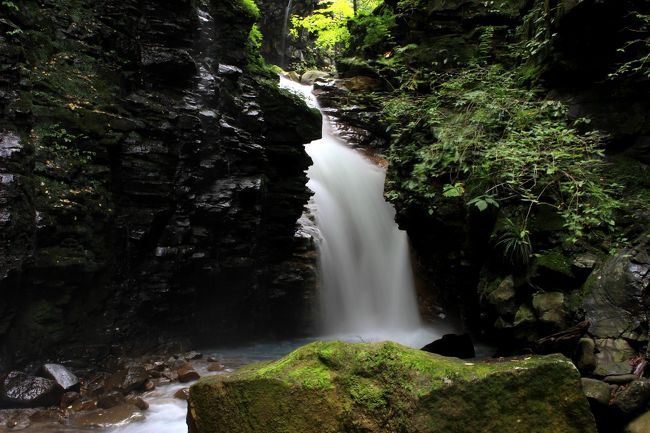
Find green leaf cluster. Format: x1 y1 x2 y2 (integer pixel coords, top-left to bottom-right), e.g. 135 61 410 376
290 0 383 57
608 12 650 80
291 0 354 55
382 65 621 247
1 1 18 11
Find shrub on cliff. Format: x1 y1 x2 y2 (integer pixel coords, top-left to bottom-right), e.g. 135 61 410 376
382 65 621 252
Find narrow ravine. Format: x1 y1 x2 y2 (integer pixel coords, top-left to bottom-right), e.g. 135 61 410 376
15 77 443 433
95 77 442 433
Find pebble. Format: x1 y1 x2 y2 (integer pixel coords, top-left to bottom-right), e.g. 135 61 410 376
208 362 225 372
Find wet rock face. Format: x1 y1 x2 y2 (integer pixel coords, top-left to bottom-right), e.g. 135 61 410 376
256 0 317 67
583 239 650 341
0 0 321 367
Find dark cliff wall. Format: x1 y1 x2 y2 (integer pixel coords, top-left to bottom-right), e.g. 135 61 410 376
0 0 321 368
256 0 318 68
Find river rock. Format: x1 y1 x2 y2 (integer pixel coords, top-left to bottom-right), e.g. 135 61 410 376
126 395 149 410
605 374 639 384
532 292 567 328
514 303 536 326
188 341 596 433
68 403 145 429
626 411 650 433
300 70 330 85
0 371 63 408
593 338 635 377
174 388 190 400
178 364 201 383
487 275 517 316
615 379 650 415
60 391 81 408
39 364 80 392
183 351 203 361
71 398 98 412
105 366 148 394
581 378 611 406
97 391 124 409
583 242 650 340
143 379 155 391
420 333 475 359
574 337 596 373
207 362 225 372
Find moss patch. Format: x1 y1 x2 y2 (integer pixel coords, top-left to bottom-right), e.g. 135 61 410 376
189 341 596 433
535 248 574 279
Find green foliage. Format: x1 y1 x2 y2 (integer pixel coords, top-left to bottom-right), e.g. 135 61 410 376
383 65 621 247
2 0 18 11
291 0 354 55
291 0 383 57
494 218 532 266
609 12 650 80
348 9 396 55
240 0 261 19
35 123 94 166
246 24 280 77
513 1 556 60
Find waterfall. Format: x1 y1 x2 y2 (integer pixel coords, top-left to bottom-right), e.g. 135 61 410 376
280 0 293 68
281 77 440 348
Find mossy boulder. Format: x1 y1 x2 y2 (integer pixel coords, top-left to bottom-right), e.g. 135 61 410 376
188 340 596 433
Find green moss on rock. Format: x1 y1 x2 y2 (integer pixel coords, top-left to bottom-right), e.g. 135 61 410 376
188 341 596 433
535 248 574 279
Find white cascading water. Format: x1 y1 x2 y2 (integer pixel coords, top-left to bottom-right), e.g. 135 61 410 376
281 77 440 348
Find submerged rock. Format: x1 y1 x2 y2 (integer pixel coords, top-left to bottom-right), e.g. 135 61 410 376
188 341 596 433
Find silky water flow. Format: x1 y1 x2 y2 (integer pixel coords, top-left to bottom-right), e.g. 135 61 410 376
280 76 441 348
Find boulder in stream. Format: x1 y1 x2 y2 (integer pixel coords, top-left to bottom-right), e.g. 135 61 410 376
39 363 80 392
188 341 596 433
0 371 63 408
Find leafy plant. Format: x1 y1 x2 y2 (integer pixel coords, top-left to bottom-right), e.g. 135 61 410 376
382 65 621 247
609 12 650 80
291 0 353 56
493 218 532 266
291 0 383 57
1 1 18 11
239 0 260 19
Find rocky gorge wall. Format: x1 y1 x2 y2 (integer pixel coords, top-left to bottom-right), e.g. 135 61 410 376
256 0 318 68
0 0 321 369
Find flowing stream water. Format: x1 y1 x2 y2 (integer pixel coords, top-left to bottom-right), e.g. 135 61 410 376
281 77 441 348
